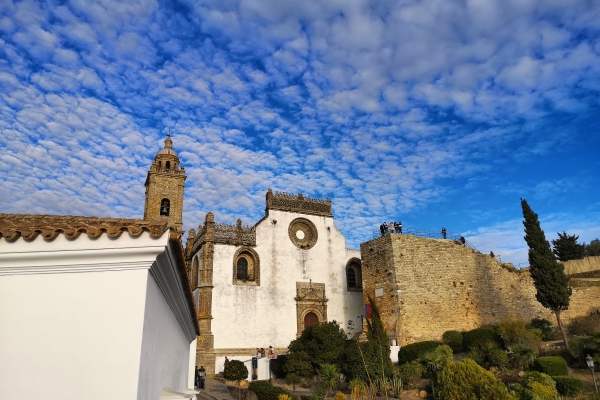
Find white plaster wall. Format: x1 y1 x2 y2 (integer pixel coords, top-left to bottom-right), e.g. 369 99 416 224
137 274 192 400
0 268 148 399
210 210 364 351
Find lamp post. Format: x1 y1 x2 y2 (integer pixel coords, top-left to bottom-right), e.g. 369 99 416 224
587 354 598 393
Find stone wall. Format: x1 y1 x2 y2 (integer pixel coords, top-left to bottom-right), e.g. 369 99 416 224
360 234 600 345
563 256 600 276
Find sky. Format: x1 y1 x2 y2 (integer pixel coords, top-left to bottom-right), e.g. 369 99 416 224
1 0 599 267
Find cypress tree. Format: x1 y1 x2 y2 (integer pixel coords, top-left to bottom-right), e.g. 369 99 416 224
521 199 572 349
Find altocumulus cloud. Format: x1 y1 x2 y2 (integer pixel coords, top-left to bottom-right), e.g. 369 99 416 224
1 0 600 265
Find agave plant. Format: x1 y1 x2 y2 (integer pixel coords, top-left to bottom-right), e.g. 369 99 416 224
374 377 389 396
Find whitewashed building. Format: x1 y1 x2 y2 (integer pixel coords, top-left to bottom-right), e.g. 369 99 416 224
185 189 364 375
0 215 199 400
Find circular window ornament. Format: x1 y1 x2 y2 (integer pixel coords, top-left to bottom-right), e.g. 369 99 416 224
288 218 318 249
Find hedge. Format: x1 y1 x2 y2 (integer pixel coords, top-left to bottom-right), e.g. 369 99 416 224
534 356 568 377
269 354 287 378
553 376 584 396
442 330 463 353
398 341 443 365
249 381 294 400
462 327 501 351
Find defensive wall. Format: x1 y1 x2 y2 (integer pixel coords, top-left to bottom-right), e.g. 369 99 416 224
563 255 600 276
360 234 600 345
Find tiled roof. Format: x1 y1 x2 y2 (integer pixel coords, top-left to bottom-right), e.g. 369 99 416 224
0 214 171 242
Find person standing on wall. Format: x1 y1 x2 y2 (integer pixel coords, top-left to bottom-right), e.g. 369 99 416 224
442 227 447 239
398 221 403 234
198 366 206 390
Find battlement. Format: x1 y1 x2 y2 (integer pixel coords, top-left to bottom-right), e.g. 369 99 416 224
187 215 256 257
266 188 332 217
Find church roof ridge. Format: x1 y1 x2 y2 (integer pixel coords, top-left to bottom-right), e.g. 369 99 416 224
0 213 171 242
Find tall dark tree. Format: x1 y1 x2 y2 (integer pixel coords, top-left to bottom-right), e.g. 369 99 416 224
552 231 586 261
521 199 572 349
586 239 600 257
288 321 346 371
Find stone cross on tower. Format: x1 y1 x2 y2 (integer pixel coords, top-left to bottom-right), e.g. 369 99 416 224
143 136 186 233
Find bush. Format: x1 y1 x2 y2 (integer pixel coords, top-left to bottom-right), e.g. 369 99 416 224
496 320 541 352
422 344 453 375
467 348 486 366
553 376 584 396
511 372 557 400
442 330 464 353
463 327 502 351
521 371 556 390
396 362 423 389
224 360 249 383
534 356 568 376
508 346 537 370
333 392 347 400
288 321 347 369
249 381 294 400
568 314 600 336
436 359 514 400
270 354 287 378
529 381 557 400
490 348 509 367
527 318 554 341
397 341 443 364
340 339 394 382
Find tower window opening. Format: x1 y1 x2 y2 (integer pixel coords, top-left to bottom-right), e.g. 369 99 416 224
237 257 248 280
166 161 171 171
160 198 170 216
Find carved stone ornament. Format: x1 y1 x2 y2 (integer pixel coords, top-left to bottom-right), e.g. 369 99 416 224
288 218 318 249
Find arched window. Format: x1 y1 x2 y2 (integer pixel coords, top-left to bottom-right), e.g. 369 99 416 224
304 312 319 328
233 248 260 286
160 198 170 216
236 257 248 281
166 161 171 171
346 258 363 291
347 268 357 288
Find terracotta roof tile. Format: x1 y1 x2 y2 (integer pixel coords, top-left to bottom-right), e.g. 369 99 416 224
0 214 171 242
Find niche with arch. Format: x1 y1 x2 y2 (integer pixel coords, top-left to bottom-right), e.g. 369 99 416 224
232 247 260 286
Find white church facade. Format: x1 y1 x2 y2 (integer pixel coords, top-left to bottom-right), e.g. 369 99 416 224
185 190 365 375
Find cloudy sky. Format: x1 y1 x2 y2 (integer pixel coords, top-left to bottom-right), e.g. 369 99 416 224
1 0 599 266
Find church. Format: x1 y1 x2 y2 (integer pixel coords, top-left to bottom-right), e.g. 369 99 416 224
143 137 365 375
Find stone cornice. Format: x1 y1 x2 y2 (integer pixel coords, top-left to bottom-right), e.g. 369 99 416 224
266 188 333 217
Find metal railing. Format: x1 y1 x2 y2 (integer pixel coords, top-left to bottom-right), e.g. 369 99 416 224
373 227 479 252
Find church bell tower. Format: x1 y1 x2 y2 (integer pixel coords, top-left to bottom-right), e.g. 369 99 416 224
143 136 186 233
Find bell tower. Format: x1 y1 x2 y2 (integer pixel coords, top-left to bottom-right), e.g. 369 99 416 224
143 136 186 233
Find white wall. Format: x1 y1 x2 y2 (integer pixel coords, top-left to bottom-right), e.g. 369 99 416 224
137 274 193 400
0 268 148 399
209 210 364 351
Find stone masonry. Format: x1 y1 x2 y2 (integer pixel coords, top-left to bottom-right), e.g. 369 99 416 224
360 234 600 345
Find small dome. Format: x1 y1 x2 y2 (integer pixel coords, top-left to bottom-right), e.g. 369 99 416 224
155 137 179 159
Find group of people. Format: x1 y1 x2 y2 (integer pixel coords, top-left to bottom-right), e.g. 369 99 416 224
379 221 402 236
255 346 275 358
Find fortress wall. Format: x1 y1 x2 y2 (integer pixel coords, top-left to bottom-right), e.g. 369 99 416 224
563 256 600 275
360 235 600 345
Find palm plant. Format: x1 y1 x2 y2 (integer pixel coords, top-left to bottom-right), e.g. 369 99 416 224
320 364 340 394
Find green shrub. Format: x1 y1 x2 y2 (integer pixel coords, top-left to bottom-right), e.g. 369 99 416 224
288 321 347 369
224 360 249 383
508 346 537 370
552 376 584 396
527 318 554 341
442 330 464 353
398 341 443 364
496 320 541 352
269 354 287 378
467 348 486 366
340 339 394 382
463 327 501 351
568 314 600 336
249 381 294 400
490 348 509 367
529 381 557 400
534 356 568 376
396 362 422 389
421 344 453 375
521 371 556 390
436 359 514 400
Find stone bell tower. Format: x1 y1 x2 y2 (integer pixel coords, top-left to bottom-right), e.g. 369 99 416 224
143 136 186 233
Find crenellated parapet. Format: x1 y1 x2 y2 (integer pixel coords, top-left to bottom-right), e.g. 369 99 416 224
187 215 256 259
266 188 332 217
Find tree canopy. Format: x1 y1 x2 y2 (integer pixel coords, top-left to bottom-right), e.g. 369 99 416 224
288 321 347 370
552 231 585 261
521 199 572 349
224 359 248 383
586 239 600 257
